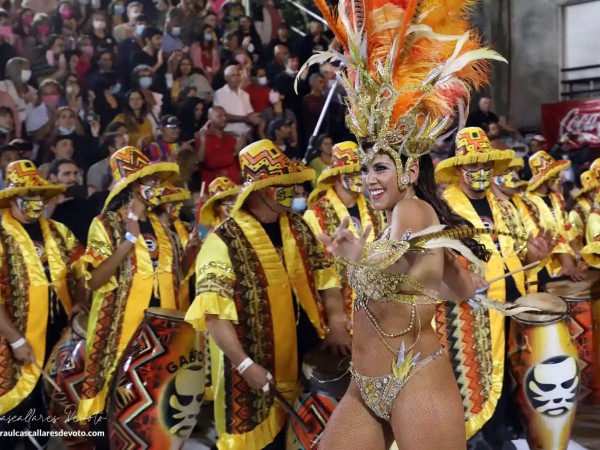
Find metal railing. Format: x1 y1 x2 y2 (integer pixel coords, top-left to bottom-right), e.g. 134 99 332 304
561 64 600 99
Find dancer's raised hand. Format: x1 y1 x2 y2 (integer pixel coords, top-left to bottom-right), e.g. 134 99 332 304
318 217 372 262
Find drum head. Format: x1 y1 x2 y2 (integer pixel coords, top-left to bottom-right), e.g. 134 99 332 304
544 270 600 301
72 313 89 338
514 293 568 325
145 307 186 320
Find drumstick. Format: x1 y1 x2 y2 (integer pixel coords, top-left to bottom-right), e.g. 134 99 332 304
33 361 63 393
269 382 310 433
487 261 541 285
195 181 206 226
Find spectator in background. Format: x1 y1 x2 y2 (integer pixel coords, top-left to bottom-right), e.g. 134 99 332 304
92 71 122 130
220 0 246 34
0 9 17 70
87 129 128 193
26 79 63 144
176 0 200 46
295 18 328 67
116 13 148 90
154 0 173 31
30 14 53 54
113 1 143 43
244 66 270 113
253 0 283 48
237 15 261 62
171 56 213 105
131 64 163 125
219 30 240 63
30 34 69 84
0 107 17 146
466 96 499 130
161 9 184 54
0 144 21 189
22 0 58 15
148 115 194 162
0 58 36 126
195 105 242 185
87 49 116 93
309 133 333 183
268 118 295 156
213 64 260 137
521 134 547 181
550 132 591 185
178 98 206 142
111 88 155 151
486 120 527 156
38 134 76 178
266 43 288 83
46 158 95 245
190 24 221 82
259 87 298 148
267 23 292 61
275 53 309 125
88 11 117 54
130 27 165 85
302 73 327 143
109 0 127 31
12 8 35 57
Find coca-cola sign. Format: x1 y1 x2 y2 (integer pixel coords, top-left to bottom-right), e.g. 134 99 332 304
542 99 600 149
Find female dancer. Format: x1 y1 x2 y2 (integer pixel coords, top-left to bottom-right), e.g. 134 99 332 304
302 0 507 448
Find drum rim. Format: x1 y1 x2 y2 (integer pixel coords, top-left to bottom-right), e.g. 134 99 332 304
145 307 187 320
71 312 88 339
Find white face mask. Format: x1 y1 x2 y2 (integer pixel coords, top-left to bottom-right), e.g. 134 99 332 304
269 91 280 104
285 67 298 76
291 197 307 213
21 70 32 83
59 126 75 135
258 76 268 86
139 76 153 88
171 26 181 37
93 20 106 30
135 24 146 36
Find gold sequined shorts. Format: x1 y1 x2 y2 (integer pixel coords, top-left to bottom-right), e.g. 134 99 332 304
350 348 444 421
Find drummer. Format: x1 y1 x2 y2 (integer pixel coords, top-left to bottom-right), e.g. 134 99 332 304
568 170 598 254
185 139 350 450
434 128 555 449
0 161 87 448
78 147 198 448
304 141 385 324
198 176 241 230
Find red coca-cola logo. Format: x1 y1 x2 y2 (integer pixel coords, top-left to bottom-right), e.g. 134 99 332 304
559 108 600 143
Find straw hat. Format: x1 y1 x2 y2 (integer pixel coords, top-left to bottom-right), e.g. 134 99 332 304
526 151 570 192
199 177 240 225
308 141 359 206
0 160 64 209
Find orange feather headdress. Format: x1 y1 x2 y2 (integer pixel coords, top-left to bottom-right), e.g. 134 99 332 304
300 0 506 185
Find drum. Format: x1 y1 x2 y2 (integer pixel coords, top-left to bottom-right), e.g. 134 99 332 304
288 349 351 450
543 270 600 404
43 313 93 450
509 293 580 450
108 308 206 450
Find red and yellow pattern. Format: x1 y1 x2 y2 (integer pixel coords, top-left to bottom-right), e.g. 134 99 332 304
527 151 571 192
435 128 514 184
232 140 315 213
0 160 64 208
199 177 241 227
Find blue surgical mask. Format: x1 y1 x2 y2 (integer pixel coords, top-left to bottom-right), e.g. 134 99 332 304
204 34 213 42
110 83 121 94
139 77 152 88
291 197 307 213
135 24 146 36
59 126 75 135
114 4 125 15
171 27 181 37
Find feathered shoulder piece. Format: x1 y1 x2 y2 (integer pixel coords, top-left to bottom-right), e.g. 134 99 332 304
301 0 506 169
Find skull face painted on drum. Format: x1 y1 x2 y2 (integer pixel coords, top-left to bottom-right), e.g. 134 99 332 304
164 365 204 437
526 355 580 417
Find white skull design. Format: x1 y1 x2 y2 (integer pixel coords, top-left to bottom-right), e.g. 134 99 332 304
526 355 580 417
167 365 205 436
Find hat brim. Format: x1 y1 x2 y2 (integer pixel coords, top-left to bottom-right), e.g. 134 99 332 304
0 185 65 209
308 163 360 206
574 182 599 199
161 188 191 204
231 168 315 214
434 150 515 184
199 187 241 225
103 161 179 211
527 160 571 192
508 158 524 170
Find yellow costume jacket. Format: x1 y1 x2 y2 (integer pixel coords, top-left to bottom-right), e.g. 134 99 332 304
303 188 385 319
581 209 600 268
439 185 526 439
78 211 183 419
0 212 82 413
185 209 340 450
569 196 593 246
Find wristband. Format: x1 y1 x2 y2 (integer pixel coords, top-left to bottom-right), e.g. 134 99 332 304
127 212 139 221
237 357 254 374
125 232 138 244
10 337 26 349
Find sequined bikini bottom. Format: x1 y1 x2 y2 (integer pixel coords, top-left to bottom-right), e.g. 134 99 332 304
350 347 444 421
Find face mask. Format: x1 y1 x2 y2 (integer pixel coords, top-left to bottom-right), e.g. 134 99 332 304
43 94 60 107
59 126 75 135
81 45 94 58
60 8 73 19
114 4 125 15
0 26 13 38
291 197 307 213
327 79 336 88
135 24 146 36
203 33 213 42
258 76 268 86
342 173 363 194
38 24 50 36
493 172 520 190
21 70 32 83
266 185 294 208
138 183 166 207
93 20 106 30
23 16 34 26
285 67 298 76
139 76 153 89
461 167 492 192
110 83 121 94
171 27 181 37
17 198 44 221
269 91 280 104
130 12 141 21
